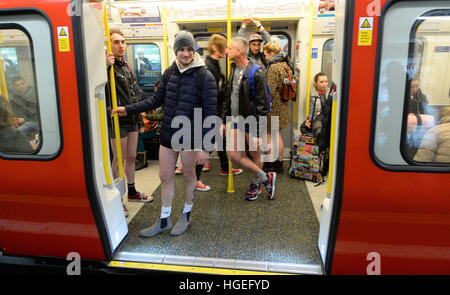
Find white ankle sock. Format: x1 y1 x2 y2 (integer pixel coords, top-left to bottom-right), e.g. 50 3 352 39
257 170 268 183
182 203 193 213
161 206 172 219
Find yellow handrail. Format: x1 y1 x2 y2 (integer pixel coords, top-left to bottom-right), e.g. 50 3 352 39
104 2 124 179
162 7 169 70
98 94 112 185
326 96 337 198
0 57 9 100
305 0 314 120
226 0 234 193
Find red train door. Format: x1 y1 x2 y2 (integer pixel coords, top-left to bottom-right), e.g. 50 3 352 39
325 0 450 274
0 0 126 262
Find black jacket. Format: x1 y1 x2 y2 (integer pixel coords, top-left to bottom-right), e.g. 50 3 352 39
106 58 143 127
125 61 217 151
220 60 270 134
205 55 226 114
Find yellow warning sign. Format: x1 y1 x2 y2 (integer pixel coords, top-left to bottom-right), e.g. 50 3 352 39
59 28 68 37
361 19 371 29
358 17 373 46
57 26 70 52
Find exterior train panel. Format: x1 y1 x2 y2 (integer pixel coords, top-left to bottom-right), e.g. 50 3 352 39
0 0 108 260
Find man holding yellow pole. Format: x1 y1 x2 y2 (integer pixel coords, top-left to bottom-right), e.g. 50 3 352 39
106 28 153 215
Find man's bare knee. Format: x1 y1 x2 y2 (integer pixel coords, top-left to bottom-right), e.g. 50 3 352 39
160 170 174 183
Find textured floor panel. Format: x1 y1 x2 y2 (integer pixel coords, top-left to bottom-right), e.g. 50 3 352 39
118 159 321 265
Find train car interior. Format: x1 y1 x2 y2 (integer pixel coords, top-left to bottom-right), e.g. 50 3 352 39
0 0 449 275
104 0 334 274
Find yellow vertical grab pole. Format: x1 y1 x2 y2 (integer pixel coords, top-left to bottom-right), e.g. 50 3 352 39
226 0 234 193
104 3 124 179
326 96 337 198
0 57 9 100
162 7 169 70
98 93 112 185
305 0 314 120
292 2 302 123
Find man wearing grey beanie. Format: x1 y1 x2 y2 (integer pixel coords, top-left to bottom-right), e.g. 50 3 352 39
113 30 218 238
173 30 196 54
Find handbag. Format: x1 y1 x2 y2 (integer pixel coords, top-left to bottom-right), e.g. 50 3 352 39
141 111 159 133
281 67 297 101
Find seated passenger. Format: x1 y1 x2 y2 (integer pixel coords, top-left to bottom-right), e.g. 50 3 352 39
406 78 436 157
414 106 450 163
10 75 39 139
301 72 333 153
0 95 35 153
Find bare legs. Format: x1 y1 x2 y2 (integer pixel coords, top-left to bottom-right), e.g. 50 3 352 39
158 145 196 207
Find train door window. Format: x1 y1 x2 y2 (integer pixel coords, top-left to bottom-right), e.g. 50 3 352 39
372 2 450 170
404 11 450 165
321 39 333 82
271 33 291 58
194 34 228 78
129 43 162 93
0 15 60 158
194 35 211 59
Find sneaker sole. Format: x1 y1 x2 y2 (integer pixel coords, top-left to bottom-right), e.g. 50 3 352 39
196 187 211 192
220 170 244 176
245 189 262 201
128 197 154 203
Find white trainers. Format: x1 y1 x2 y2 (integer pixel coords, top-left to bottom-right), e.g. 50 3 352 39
174 167 183 175
196 180 211 192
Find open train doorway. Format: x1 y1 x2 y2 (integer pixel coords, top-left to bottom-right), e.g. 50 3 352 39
97 1 340 275
72 0 341 275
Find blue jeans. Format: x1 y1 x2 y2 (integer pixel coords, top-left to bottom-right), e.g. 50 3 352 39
137 130 157 152
18 121 38 138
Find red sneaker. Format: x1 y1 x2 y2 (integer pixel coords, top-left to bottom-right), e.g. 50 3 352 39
196 181 211 192
128 191 153 203
219 169 244 176
202 163 211 172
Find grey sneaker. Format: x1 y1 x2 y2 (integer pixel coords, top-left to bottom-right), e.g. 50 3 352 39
140 217 172 238
170 212 192 236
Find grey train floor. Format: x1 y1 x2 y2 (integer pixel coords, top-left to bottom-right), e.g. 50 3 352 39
117 159 323 267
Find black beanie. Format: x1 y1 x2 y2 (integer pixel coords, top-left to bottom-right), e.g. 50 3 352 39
173 30 196 54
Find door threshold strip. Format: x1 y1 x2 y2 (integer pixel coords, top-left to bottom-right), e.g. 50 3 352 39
110 251 323 275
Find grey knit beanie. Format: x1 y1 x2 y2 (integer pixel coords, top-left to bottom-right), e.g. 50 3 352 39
173 30 196 54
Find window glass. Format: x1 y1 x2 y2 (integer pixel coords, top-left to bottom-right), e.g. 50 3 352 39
0 29 40 154
272 33 290 57
373 2 450 168
404 12 450 164
0 14 60 158
321 38 334 82
194 34 227 78
194 35 210 60
129 43 162 93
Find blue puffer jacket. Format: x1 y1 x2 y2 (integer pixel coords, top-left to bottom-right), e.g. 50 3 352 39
125 56 217 151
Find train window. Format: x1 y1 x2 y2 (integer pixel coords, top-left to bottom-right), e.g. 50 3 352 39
403 11 450 165
0 15 60 158
194 34 228 78
129 43 162 93
321 39 333 82
271 33 291 57
0 29 40 155
194 35 211 60
373 3 450 170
